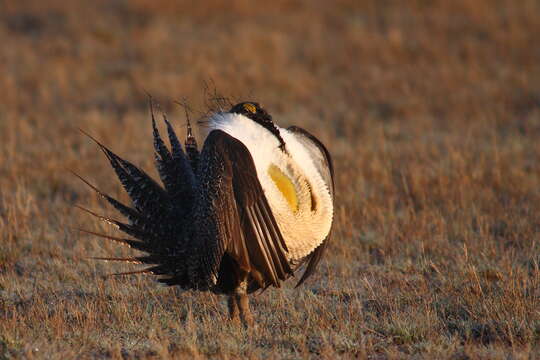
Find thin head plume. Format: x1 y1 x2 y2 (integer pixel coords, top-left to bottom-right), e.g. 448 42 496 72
202 79 232 113
195 108 214 129
226 90 244 108
202 78 216 110
174 97 192 117
211 95 232 111
198 81 235 129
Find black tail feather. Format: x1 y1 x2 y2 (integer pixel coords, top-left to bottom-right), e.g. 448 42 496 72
81 175 166 235
90 257 143 264
76 228 150 252
151 106 173 163
75 205 160 244
70 171 143 223
149 111 197 214
91 255 167 264
77 103 200 288
163 114 184 161
79 129 170 216
113 155 169 208
107 268 155 276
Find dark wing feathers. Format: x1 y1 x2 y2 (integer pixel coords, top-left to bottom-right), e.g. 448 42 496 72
193 130 293 289
287 126 335 287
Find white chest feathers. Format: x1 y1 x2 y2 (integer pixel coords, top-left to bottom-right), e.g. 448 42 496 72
204 113 334 260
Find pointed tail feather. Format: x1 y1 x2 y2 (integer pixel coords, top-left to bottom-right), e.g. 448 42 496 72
74 205 159 243
91 254 168 264
151 101 173 163
72 170 178 244
106 268 155 277
77 111 197 288
163 114 185 160
75 228 150 252
79 129 170 215
90 257 143 264
71 171 142 223
150 112 197 211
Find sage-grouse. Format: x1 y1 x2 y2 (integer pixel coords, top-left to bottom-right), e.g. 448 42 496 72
78 101 334 325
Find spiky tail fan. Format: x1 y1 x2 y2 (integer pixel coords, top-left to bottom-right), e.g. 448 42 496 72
77 103 200 287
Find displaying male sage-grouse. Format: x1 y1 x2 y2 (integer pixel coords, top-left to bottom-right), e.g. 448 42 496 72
77 101 334 325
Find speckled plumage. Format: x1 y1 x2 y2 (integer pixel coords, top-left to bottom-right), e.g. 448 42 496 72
78 101 334 324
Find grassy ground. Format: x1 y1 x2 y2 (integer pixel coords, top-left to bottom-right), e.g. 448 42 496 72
1 0 540 358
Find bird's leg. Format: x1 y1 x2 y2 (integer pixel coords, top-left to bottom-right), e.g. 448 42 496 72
227 293 239 322
235 277 253 326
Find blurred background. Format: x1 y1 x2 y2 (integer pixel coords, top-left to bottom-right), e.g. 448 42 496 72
1 0 539 358
1 1 539 191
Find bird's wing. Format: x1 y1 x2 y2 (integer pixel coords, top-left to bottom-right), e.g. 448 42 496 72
191 129 293 289
287 126 335 287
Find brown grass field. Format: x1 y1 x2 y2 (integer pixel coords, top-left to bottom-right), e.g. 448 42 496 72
1 0 540 358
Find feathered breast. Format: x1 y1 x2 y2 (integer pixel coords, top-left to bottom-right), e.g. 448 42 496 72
204 113 334 260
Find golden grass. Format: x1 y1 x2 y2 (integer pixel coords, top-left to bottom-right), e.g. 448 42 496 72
1 0 539 358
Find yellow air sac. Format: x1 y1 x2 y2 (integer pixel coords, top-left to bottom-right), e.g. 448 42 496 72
268 164 298 212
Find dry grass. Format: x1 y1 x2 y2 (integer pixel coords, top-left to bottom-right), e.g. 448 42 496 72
1 0 540 358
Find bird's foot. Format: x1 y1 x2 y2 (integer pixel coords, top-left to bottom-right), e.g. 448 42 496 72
227 294 240 323
237 293 254 327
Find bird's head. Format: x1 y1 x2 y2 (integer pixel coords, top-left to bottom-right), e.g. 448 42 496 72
229 102 272 125
229 101 286 151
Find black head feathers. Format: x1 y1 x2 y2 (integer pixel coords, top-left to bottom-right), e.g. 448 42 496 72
229 102 286 151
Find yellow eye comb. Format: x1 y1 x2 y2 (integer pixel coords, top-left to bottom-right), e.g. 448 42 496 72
243 103 257 114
